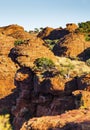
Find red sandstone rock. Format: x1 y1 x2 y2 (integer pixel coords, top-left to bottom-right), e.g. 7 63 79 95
21 108 90 130
38 27 69 40
0 24 90 130
66 23 78 32
54 33 90 58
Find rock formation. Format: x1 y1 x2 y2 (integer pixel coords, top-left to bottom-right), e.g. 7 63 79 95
53 32 90 59
0 22 90 130
21 108 90 130
38 27 69 40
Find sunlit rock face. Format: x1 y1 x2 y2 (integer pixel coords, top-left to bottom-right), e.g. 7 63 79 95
0 23 90 130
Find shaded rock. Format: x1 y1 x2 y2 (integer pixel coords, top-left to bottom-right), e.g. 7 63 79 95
38 27 69 40
77 74 90 91
35 76 65 95
38 27 54 39
34 73 78 96
36 96 75 117
12 67 35 130
73 90 90 109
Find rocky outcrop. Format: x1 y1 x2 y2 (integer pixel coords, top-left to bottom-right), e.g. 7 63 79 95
0 33 20 117
12 67 79 130
21 108 90 130
12 67 34 130
73 90 90 109
38 23 78 40
0 24 34 40
38 27 69 40
77 74 90 91
0 24 24 34
66 23 78 32
9 37 58 68
12 69 90 129
38 27 54 39
0 24 35 113
53 33 90 58
73 74 90 109
0 23 90 130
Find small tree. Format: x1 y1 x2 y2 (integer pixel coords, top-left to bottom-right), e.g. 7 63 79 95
86 59 90 66
34 57 55 71
14 39 24 46
77 21 90 41
34 28 39 33
40 27 44 31
78 21 90 32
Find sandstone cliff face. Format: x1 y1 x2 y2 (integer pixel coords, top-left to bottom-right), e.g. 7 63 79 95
0 24 36 112
0 33 17 99
12 68 78 130
12 70 90 130
0 23 90 130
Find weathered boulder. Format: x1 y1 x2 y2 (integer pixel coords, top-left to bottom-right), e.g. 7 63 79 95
9 37 58 68
0 24 34 40
66 23 78 32
53 33 90 58
21 108 90 130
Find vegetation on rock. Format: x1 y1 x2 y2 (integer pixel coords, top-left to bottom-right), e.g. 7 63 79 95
0 114 13 130
78 21 90 33
14 39 24 46
78 21 90 41
43 39 59 50
33 57 55 71
86 59 90 66
0 22 90 130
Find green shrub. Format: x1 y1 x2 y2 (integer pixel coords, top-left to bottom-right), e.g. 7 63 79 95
34 28 39 33
34 57 55 71
59 69 68 77
59 62 75 78
78 21 90 33
86 59 90 66
44 39 59 50
0 114 13 130
14 39 24 46
69 56 80 61
77 21 90 41
85 34 90 41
